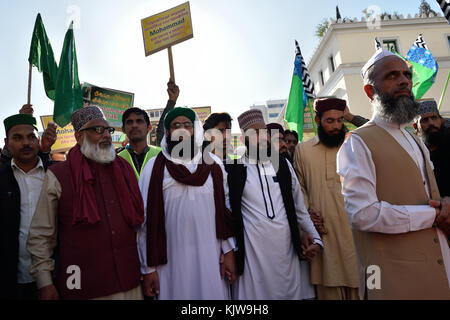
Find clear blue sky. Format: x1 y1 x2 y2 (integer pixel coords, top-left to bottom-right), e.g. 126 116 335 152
0 0 442 140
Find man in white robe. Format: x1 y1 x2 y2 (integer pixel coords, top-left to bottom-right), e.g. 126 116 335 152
337 49 450 299
228 109 323 300
137 107 236 300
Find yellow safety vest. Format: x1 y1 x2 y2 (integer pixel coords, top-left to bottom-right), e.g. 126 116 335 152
118 145 161 180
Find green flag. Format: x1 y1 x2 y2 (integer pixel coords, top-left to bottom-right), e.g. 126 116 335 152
405 35 438 100
285 42 305 140
53 23 83 128
28 13 58 101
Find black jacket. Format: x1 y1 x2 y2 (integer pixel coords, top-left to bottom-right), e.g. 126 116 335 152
0 158 51 299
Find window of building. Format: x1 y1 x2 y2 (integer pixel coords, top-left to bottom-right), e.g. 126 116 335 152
268 103 284 109
329 56 336 73
447 36 450 50
269 113 279 118
150 112 154 118
382 39 399 53
319 70 325 86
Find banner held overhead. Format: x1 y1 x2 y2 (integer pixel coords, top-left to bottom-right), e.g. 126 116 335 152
141 2 194 57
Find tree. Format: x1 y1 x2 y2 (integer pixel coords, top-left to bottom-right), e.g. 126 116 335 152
315 19 330 38
419 0 437 16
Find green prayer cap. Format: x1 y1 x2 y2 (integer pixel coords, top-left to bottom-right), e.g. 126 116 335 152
4 114 39 136
164 107 196 129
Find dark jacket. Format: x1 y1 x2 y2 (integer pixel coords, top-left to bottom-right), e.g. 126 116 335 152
1 146 52 168
0 158 51 299
430 126 450 197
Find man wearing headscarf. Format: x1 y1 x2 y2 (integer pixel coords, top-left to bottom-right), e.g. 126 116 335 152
228 109 322 300
294 98 359 300
27 106 145 300
137 107 236 300
413 99 450 197
337 48 450 299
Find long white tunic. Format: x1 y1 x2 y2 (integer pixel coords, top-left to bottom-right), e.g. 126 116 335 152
337 115 450 288
232 157 322 300
137 151 235 300
11 159 45 284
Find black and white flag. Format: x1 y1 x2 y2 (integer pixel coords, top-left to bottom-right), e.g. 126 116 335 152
414 34 429 49
375 37 382 50
295 40 315 99
437 0 450 24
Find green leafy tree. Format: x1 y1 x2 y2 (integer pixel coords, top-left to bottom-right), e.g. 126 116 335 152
419 0 437 16
315 19 330 38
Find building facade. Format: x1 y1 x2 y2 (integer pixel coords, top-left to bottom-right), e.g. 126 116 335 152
307 13 450 119
251 99 287 123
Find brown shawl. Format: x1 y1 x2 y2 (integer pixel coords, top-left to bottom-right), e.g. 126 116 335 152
146 152 234 267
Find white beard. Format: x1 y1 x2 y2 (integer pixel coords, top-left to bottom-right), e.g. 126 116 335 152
80 138 116 164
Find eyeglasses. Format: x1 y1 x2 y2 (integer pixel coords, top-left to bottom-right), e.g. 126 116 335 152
80 126 115 135
170 121 194 129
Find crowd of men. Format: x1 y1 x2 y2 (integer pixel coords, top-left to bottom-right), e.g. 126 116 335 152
0 46 449 300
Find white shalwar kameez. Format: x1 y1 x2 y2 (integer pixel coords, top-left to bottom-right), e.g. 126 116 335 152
232 157 322 300
137 117 235 300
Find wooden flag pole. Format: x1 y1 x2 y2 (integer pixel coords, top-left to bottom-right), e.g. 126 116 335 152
438 70 450 111
27 63 32 105
168 46 175 83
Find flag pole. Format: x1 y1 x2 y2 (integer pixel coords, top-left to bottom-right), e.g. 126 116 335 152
438 70 450 111
27 63 32 105
168 46 175 83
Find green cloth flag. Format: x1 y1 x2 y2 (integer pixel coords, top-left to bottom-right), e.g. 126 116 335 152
405 35 438 100
28 13 58 101
53 23 83 127
388 37 438 100
285 42 305 140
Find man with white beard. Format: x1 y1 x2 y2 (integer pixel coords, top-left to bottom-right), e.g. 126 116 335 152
337 49 450 299
27 106 145 300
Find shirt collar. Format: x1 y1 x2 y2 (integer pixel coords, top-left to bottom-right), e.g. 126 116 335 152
311 135 321 146
243 155 272 166
126 145 150 155
372 113 409 130
11 157 44 174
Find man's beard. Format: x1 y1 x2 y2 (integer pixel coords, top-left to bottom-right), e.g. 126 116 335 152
80 138 116 164
245 138 272 162
373 90 419 124
167 135 197 160
419 125 446 147
318 124 348 148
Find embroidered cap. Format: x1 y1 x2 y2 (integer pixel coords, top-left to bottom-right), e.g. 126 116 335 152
71 106 105 132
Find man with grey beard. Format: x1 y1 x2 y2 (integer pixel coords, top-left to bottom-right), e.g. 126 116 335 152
27 106 145 300
337 49 450 300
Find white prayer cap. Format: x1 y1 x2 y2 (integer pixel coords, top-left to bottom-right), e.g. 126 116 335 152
361 49 397 79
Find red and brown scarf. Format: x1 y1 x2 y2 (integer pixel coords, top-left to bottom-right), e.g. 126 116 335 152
67 144 144 227
146 152 234 267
